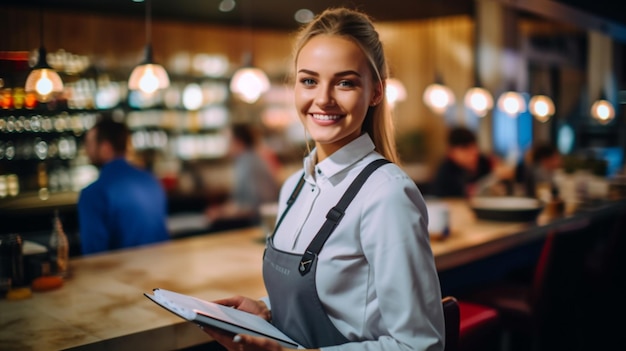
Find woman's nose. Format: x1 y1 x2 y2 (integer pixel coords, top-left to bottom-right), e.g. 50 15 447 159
315 85 335 107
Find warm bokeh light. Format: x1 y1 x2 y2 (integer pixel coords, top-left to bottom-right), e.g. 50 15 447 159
529 95 555 122
464 87 493 117
230 67 270 104
182 83 203 111
128 63 170 94
590 99 615 124
497 91 526 117
25 68 64 102
386 78 407 107
423 83 455 114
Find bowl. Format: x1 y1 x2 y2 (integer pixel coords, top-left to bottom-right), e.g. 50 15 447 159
470 196 544 222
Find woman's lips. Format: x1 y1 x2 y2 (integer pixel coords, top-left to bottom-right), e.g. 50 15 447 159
310 113 344 125
311 113 342 121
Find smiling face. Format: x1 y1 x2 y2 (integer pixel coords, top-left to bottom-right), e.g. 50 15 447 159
295 34 382 162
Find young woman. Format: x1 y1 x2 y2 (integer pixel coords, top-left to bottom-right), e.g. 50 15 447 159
204 7 445 351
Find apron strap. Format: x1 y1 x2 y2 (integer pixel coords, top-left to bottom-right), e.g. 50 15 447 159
299 158 391 275
270 173 306 238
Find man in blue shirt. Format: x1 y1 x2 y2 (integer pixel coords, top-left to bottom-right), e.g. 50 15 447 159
78 117 169 255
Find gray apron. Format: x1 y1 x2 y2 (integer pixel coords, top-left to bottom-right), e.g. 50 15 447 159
263 159 390 349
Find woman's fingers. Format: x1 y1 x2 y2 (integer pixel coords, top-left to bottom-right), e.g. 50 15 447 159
234 334 285 351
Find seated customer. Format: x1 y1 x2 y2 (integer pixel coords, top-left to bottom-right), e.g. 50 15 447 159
204 123 280 232
522 141 562 199
431 126 514 197
78 116 169 255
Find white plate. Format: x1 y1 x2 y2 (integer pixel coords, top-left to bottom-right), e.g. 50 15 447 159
23 240 48 255
470 196 542 210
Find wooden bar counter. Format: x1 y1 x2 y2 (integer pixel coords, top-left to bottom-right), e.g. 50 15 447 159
1 198 624 351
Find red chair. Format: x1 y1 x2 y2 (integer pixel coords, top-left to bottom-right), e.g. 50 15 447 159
458 301 501 351
463 218 591 351
442 296 501 351
442 296 460 351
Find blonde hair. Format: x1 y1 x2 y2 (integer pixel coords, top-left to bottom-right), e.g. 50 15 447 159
290 7 400 164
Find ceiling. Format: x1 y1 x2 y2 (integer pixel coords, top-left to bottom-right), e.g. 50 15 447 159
3 0 625 32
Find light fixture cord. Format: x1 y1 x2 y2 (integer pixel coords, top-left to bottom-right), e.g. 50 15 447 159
39 7 44 48
472 6 481 87
146 0 152 45
243 0 253 66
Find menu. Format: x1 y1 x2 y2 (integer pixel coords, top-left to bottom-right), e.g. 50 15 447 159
144 288 302 349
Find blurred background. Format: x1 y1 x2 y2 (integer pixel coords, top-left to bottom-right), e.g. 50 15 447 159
1 0 624 247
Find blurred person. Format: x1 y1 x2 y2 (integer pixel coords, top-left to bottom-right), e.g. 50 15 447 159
431 126 514 197
78 116 169 255
202 7 444 351
204 123 280 232
522 141 562 199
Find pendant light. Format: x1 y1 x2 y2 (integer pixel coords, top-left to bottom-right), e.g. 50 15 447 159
25 9 64 103
590 98 615 124
528 95 555 123
464 87 493 117
463 14 493 118
230 53 270 104
229 0 269 104
423 26 454 115
528 67 555 122
496 83 526 117
128 0 170 94
423 80 455 115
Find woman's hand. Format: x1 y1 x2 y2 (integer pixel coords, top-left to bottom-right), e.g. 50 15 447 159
201 327 287 351
213 295 271 321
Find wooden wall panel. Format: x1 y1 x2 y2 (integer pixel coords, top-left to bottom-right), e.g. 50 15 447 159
378 16 474 163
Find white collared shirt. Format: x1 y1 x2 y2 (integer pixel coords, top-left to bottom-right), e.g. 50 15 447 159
272 134 444 351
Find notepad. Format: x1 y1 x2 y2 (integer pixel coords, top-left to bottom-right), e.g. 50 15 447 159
144 288 302 349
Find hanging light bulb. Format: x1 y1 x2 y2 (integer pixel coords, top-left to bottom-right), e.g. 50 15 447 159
590 99 615 124
423 83 455 115
128 45 170 94
497 90 526 117
25 10 64 103
229 0 270 104
386 78 407 107
529 95 555 122
230 66 270 104
464 87 493 117
128 0 170 94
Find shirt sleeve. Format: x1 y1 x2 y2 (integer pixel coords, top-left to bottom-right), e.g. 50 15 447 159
323 175 445 351
77 186 111 255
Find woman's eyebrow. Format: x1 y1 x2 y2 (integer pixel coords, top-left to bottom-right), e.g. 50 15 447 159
297 69 362 78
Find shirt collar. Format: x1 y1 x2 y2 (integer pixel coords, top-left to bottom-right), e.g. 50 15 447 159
303 133 375 181
101 157 128 171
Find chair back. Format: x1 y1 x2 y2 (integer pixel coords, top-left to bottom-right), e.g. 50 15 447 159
530 218 591 331
442 296 460 351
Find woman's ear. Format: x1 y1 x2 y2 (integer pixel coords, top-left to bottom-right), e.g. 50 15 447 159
370 81 384 106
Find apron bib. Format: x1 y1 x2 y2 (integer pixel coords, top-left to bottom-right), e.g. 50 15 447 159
263 159 390 348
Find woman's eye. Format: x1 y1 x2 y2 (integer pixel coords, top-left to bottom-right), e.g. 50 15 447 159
338 80 355 88
300 78 316 86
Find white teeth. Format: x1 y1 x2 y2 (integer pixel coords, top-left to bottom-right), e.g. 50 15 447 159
312 114 341 121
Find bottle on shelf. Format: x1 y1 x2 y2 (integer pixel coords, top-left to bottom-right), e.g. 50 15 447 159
49 210 69 278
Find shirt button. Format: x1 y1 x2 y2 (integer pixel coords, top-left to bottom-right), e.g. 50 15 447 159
317 168 321 174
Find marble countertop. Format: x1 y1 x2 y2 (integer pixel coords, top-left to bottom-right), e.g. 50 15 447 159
2 198 623 351
1 228 268 351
